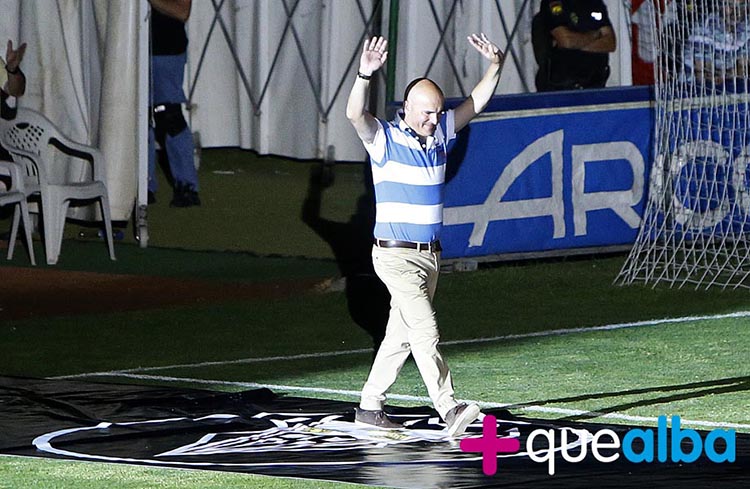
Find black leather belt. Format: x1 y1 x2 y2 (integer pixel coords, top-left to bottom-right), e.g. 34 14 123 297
373 238 442 252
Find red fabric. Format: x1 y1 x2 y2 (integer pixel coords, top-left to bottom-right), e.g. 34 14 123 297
631 0 667 85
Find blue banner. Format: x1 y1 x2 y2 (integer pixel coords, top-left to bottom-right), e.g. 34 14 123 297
441 87 654 259
659 88 750 240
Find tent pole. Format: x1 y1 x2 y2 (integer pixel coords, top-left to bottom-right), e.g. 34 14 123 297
385 0 399 117
136 0 150 247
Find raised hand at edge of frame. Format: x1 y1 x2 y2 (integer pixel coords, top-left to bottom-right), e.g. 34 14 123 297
359 36 388 77
467 33 505 66
5 40 27 72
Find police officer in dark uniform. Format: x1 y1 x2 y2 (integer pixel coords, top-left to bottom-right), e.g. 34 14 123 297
533 0 617 91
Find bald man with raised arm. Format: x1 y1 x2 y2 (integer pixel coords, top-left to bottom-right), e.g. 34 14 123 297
346 33 504 437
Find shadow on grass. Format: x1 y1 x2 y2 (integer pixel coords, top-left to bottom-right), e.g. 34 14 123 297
301 162 389 354
508 376 750 422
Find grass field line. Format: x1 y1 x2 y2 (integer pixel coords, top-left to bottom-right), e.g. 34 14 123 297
53 310 750 381
94 372 750 431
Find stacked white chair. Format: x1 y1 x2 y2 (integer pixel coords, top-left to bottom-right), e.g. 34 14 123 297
0 160 35 265
0 109 115 265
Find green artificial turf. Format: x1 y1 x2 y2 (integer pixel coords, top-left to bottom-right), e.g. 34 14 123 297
1 149 749 488
0 455 380 489
2 255 747 432
134 149 367 258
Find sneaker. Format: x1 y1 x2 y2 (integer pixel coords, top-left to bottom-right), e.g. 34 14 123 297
354 407 402 430
170 183 201 208
169 183 186 207
187 189 201 206
444 402 481 437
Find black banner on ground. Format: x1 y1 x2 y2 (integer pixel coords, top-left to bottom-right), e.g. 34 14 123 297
0 376 747 488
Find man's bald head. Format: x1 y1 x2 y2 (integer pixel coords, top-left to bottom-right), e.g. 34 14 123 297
403 78 445 137
403 77 444 103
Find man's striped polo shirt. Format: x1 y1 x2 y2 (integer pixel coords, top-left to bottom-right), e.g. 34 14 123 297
363 110 456 243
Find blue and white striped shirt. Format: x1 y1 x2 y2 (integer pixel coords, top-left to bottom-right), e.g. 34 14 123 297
363 110 456 243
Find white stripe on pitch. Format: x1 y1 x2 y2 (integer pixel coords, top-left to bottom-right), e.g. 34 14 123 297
375 202 443 225
51 349 374 379
89 372 750 431
371 160 445 186
51 310 750 380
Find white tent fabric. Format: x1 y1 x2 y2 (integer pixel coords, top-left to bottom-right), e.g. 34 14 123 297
186 0 633 162
2 0 633 222
1 0 141 221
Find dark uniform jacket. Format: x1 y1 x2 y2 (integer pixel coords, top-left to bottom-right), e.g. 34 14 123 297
534 0 612 91
151 9 188 56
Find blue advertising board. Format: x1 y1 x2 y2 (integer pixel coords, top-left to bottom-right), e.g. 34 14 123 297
441 86 654 259
659 87 750 239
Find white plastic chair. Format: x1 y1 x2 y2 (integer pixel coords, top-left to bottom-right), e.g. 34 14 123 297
0 109 115 265
0 160 35 265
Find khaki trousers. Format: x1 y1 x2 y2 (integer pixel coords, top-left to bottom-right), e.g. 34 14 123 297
359 245 459 418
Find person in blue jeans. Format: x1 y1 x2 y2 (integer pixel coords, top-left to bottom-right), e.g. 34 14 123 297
148 0 200 207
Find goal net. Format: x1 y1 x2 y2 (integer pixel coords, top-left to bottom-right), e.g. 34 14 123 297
618 0 750 289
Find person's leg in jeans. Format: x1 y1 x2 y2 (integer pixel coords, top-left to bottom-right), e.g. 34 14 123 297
151 53 200 206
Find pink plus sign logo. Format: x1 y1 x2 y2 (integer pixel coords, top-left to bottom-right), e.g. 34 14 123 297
459 415 521 475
